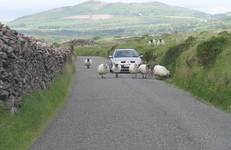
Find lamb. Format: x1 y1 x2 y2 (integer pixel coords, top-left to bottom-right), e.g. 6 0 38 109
129 64 139 78
85 58 92 69
111 64 121 78
97 64 109 79
153 65 170 79
139 64 149 79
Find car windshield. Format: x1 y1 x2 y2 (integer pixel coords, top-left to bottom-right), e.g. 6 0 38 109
114 50 139 58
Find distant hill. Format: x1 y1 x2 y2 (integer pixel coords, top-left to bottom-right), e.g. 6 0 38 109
213 12 231 26
225 12 231 16
8 0 227 40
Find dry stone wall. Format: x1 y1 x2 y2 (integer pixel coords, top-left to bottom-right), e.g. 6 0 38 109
0 23 72 112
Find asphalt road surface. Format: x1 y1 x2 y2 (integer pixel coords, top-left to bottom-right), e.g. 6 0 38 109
31 57 231 150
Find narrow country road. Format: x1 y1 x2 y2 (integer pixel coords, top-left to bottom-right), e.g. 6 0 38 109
31 57 231 150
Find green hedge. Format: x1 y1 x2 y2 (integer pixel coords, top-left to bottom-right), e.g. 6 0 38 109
162 36 196 74
197 36 227 68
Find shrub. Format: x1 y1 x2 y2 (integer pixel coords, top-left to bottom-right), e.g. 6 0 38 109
108 44 119 56
143 48 156 63
93 36 101 40
197 36 227 68
161 36 196 74
52 42 60 48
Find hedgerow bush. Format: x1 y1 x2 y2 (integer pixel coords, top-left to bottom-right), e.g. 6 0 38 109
161 36 196 74
197 36 227 68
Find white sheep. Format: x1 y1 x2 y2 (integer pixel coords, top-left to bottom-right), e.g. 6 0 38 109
111 64 121 78
139 64 149 79
148 39 157 46
160 39 165 45
152 39 157 46
85 58 92 69
153 65 170 78
129 64 139 78
97 64 109 79
156 40 161 46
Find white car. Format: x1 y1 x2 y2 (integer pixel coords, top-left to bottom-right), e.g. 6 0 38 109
109 49 143 73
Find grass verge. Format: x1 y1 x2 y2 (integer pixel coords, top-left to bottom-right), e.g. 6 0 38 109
0 62 75 150
75 46 108 57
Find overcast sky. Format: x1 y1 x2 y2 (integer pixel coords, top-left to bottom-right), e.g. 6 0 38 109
1 0 231 21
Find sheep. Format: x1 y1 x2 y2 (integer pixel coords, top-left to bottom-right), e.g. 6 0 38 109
152 39 157 46
160 39 166 45
97 64 109 79
156 39 166 46
139 64 149 79
156 39 161 46
148 39 157 46
153 65 170 79
111 64 121 78
85 58 92 69
129 64 139 78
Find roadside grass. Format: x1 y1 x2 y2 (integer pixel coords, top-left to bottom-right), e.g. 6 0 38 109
168 33 231 112
75 46 109 57
0 62 75 150
74 38 120 57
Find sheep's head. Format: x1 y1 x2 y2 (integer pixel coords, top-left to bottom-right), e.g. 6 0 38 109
103 64 109 69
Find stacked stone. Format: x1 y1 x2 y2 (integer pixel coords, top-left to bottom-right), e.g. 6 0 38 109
0 23 72 112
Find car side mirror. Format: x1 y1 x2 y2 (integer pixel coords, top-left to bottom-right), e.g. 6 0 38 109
109 56 113 59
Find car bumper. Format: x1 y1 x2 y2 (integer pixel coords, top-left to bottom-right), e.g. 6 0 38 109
109 62 141 73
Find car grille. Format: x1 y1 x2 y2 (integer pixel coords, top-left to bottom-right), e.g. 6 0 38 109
121 65 130 73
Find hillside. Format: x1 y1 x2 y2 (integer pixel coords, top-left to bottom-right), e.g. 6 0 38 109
12 1 209 21
8 0 222 40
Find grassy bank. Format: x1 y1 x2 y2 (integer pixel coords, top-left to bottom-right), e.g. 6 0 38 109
0 62 75 150
163 33 231 112
75 46 109 57
74 38 120 57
